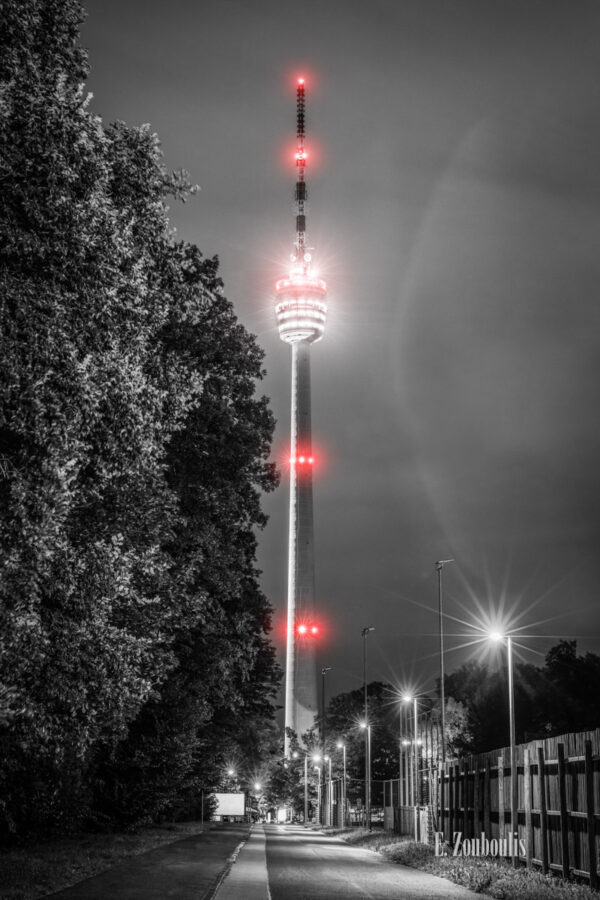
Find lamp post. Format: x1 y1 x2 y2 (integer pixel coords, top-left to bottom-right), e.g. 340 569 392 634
399 704 406 810
321 666 332 746
314 763 321 825
292 751 308 825
337 740 347 826
403 695 419 840
324 755 332 826
435 559 453 765
253 782 262 824
490 631 517 866
312 754 322 826
360 721 372 830
321 666 332 824
361 626 375 830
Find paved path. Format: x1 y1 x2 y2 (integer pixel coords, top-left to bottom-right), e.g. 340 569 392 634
48 823 248 899
47 824 483 899
215 825 481 900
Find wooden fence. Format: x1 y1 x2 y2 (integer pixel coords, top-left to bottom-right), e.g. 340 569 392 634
384 727 600 887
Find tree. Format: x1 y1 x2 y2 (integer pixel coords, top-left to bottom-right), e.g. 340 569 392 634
0 0 280 835
322 682 400 806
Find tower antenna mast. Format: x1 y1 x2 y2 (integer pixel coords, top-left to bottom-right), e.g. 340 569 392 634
295 78 307 260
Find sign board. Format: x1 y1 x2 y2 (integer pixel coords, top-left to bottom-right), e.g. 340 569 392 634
213 792 245 817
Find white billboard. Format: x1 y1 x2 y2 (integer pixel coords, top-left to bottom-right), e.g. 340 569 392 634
213 792 246 817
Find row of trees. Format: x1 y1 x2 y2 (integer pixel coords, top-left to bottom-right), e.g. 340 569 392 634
0 0 281 837
265 640 600 816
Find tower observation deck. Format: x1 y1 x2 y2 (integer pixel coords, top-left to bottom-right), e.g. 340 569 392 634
276 78 327 755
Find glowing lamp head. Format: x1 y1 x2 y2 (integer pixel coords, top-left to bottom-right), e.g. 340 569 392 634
489 631 504 643
402 694 413 703
310 625 319 635
297 623 308 636
298 77 305 85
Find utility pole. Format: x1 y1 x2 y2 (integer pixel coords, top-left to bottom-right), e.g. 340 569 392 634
435 559 454 764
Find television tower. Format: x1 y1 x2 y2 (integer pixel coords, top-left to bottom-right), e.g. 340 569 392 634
275 77 327 755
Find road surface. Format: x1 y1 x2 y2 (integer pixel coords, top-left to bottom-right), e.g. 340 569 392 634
216 825 480 900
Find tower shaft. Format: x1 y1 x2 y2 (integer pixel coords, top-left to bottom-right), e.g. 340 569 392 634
284 341 317 745
275 78 327 757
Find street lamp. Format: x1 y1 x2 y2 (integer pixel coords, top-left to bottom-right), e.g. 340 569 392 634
321 666 332 824
313 763 321 826
361 626 375 830
337 740 347 826
302 754 308 823
312 754 322 826
435 558 454 765
324 755 332 826
490 631 517 867
321 666 332 746
360 721 372 831
402 694 419 840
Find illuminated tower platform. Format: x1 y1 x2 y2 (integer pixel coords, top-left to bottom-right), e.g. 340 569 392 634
276 78 327 754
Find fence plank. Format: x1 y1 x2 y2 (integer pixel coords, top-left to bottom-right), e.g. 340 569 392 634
585 740 598 890
498 755 505 838
463 758 469 838
454 762 460 838
524 749 533 866
484 760 491 837
538 746 549 875
448 764 455 841
558 743 570 879
473 760 480 837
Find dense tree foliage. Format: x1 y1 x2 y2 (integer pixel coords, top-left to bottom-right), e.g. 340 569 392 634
0 0 279 836
445 640 600 755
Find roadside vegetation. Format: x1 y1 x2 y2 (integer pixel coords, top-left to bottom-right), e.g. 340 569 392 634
328 829 597 900
0 822 210 900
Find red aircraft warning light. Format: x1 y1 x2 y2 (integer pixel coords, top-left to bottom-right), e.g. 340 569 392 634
289 455 315 466
295 622 319 637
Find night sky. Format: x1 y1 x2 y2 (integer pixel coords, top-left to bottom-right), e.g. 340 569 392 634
82 0 600 711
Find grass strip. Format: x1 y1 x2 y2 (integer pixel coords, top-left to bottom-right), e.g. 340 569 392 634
0 821 208 900
327 828 597 899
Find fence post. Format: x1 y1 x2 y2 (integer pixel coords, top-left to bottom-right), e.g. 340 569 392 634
498 755 505 840
448 764 453 840
484 759 491 838
537 746 549 875
454 762 460 839
463 758 469 838
440 763 446 841
524 748 532 867
473 760 480 837
558 743 570 879
585 739 598 890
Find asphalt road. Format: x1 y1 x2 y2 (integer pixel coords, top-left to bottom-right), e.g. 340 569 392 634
217 825 481 900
